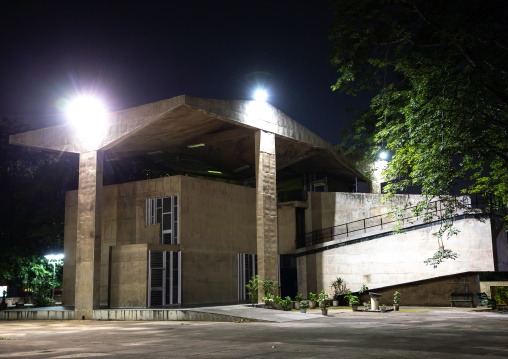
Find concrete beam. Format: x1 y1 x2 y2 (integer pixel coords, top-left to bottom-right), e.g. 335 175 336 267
255 130 279 300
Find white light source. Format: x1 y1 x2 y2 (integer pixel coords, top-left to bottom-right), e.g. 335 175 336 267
44 254 64 302
379 151 388 160
45 254 64 261
253 89 268 102
66 96 108 146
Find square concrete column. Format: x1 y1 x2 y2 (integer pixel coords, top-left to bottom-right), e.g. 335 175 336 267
255 130 278 301
75 150 103 319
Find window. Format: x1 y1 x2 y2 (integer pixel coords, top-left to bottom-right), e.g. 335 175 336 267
238 253 257 301
148 250 181 307
146 196 178 245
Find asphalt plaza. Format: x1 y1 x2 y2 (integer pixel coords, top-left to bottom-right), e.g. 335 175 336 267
0 307 507 358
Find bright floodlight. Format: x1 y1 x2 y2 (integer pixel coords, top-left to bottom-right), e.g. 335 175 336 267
379 151 388 160
66 96 108 144
44 254 64 301
45 254 64 261
253 89 268 102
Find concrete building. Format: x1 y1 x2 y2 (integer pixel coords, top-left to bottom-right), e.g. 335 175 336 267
10 95 508 318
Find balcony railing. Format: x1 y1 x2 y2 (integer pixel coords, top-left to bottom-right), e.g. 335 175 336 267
298 194 504 249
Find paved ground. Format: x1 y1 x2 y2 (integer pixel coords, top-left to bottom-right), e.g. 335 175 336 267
1 307 507 358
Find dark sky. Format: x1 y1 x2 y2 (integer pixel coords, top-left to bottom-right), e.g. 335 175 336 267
0 1 370 144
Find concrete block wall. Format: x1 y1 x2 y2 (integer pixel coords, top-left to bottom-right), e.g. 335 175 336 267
180 176 256 304
277 203 296 254
307 192 423 233
491 216 508 271
109 244 149 308
64 175 259 308
298 192 507 304
355 273 481 307
62 191 77 306
480 281 508 297
307 217 496 296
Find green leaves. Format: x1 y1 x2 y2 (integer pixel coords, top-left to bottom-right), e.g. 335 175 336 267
330 0 508 266
245 275 259 305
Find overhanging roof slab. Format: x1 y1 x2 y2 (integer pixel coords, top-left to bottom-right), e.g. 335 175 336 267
9 95 365 181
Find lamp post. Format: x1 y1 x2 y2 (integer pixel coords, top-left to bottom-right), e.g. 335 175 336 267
44 254 64 301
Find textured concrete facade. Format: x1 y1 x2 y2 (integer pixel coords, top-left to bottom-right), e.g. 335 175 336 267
63 175 257 308
352 273 482 307
10 95 507 312
74 151 103 319
255 130 279 300
298 192 507 300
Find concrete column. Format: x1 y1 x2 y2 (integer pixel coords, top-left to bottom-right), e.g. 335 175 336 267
370 160 388 194
75 150 103 319
255 130 278 301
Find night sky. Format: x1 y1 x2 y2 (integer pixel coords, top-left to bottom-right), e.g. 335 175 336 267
0 1 370 144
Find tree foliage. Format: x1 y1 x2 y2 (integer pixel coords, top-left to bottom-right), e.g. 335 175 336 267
329 0 508 264
0 117 77 290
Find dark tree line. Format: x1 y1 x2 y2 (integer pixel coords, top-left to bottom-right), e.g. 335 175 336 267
0 117 78 291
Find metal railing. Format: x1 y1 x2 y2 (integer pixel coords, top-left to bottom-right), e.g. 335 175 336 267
298 194 505 249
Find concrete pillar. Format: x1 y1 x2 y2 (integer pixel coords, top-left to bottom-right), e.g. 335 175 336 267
255 130 278 301
75 150 103 319
370 159 388 194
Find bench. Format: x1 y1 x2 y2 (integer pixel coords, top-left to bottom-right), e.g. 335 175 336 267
474 292 490 307
450 292 474 307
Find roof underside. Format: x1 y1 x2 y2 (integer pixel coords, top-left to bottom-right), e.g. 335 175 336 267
10 95 365 186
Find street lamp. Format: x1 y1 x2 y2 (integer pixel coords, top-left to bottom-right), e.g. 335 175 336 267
44 254 64 301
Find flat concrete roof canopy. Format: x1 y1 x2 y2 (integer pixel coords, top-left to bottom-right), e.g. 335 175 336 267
9 95 364 184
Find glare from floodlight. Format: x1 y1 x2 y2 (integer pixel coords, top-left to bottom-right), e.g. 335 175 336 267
379 151 388 160
44 254 64 301
66 96 108 145
45 254 64 261
253 89 268 102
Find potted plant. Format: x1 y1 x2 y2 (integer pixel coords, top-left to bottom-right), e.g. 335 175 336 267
299 300 309 313
330 278 343 306
274 295 282 310
308 292 317 309
393 291 401 311
318 290 330 315
263 293 275 309
280 296 292 311
344 291 360 311
245 275 259 306
294 293 303 310
380 304 387 312
262 280 276 298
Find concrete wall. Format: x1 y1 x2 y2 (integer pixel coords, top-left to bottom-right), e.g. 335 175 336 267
306 192 422 233
180 176 256 305
277 201 306 254
491 216 508 271
480 281 508 297
109 244 148 308
302 216 496 297
63 175 258 308
62 191 77 306
354 273 481 307
298 192 506 304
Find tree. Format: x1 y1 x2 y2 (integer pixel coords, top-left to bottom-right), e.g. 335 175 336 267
328 0 508 265
0 117 78 257
0 117 77 295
